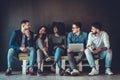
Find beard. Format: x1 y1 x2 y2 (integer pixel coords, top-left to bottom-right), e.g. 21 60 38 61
92 31 97 35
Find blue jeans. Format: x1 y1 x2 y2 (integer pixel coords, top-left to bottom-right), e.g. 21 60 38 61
85 49 112 68
7 47 35 69
53 47 64 68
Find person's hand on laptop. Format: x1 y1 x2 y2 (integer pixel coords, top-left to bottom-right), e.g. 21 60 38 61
67 48 72 53
80 48 85 53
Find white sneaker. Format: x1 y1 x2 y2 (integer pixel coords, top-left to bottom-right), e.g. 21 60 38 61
71 69 80 76
64 68 71 75
105 68 114 75
51 65 55 72
88 68 99 76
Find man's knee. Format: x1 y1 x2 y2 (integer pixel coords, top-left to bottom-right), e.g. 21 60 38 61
29 47 35 51
29 47 35 57
84 49 91 55
29 47 35 54
107 49 112 54
8 48 15 54
56 47 62 51
67 53 73 60
37 49 42 54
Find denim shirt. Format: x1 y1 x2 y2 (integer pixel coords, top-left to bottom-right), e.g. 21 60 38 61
67 32 88 48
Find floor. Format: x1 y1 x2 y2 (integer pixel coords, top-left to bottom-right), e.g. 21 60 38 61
0 71 120 80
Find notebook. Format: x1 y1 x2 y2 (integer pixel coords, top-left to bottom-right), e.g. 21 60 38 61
68 43 84 52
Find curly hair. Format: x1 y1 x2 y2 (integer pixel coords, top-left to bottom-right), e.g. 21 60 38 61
51 22 65 35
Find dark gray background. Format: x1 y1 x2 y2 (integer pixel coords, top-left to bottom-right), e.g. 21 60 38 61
0 0 120 71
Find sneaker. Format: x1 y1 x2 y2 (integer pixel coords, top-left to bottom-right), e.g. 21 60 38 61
64 68 71 76
29 68 34 75
71 69 80 76
51 64 55 72
59 68 65 76
37 69 42 76
45 56 51 61
88 68 99 76
105 68 114 75
5 68 12 75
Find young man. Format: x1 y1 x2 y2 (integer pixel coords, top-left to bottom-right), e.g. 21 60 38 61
85 22 114 76
5 20 35 75
65 22 88 76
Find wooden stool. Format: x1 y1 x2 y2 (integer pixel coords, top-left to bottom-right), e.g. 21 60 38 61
18 53 29 74
41 55 100 74
41 56 82 74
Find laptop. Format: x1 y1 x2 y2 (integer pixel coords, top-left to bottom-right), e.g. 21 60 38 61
68 43 84 52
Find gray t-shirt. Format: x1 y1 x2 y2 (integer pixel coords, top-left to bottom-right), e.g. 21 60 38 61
49 34 66 49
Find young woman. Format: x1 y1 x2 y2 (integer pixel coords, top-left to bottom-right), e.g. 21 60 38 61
49 22 66 76
36 26 51 76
